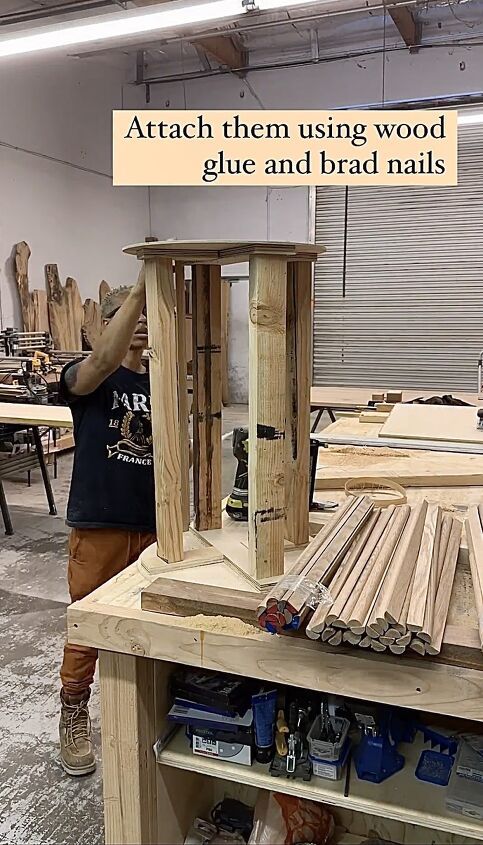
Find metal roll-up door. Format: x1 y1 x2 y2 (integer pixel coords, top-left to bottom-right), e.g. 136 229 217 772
313 122 483 391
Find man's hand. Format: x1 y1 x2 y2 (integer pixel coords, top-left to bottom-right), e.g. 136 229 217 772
65 266 147 397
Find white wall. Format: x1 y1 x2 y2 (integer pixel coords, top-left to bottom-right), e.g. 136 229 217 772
125 44 483 400
3 42 481 396
0 55 148 329
146 185 308 400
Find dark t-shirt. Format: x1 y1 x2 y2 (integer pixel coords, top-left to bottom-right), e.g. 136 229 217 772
60 362 155 531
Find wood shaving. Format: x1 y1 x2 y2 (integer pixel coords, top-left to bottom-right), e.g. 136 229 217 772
327 445 415 459
167 613 264 638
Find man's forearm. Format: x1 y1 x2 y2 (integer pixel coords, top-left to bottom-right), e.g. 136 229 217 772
65 268 147 396
91 273 145 374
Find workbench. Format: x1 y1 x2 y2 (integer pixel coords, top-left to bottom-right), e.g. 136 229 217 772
69 492 483 845
68 243 483 844
0 401 72 534
310 386 483 431
315 417 483 489
0 401 72 428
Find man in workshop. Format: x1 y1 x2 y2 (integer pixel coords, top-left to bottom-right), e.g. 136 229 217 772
58 267 157 776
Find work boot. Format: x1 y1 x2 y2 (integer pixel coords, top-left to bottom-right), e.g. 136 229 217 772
59 692 96 776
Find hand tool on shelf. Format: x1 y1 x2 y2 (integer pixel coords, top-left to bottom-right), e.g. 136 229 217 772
270 697 312 781
353 706 412 784
275 709 288 757
320 695 338 744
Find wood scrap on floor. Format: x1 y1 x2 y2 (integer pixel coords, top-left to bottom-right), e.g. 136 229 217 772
15 242 49 332
45 264 84 351
140 577 264 624
259 496 464 656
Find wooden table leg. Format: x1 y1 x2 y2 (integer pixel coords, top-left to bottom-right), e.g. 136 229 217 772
285 261 311 546
221 279 230 406
145 257 183 562
175 262 190 531
99 651 158 845
248 254 287 580
191 264 222 531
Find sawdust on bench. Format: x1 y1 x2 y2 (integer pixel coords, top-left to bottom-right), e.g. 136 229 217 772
326 445 416 461
167 613 264 638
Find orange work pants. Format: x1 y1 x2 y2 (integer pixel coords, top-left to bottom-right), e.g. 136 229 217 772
60 527 156 698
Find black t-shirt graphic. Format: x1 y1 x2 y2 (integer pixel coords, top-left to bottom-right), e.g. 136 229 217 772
60 362 155 531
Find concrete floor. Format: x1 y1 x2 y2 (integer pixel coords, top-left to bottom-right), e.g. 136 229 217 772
0 405 249 845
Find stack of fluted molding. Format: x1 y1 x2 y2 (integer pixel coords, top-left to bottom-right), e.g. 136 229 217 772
306 500 462 655
465 505 483 652
258 495 463 656
257 496 374 633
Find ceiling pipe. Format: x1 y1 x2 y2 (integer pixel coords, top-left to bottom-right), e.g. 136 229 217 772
136 37 483 86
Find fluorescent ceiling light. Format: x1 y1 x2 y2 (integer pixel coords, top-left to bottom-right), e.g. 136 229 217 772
0 0 326 58
458 112 483 125
256 0 326 8
0 0 242 58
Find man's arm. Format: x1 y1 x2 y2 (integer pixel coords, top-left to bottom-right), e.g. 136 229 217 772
65 267 146 397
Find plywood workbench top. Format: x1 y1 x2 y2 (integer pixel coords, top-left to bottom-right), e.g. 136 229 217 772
0 401 72 428
68 518 483 723
310 386 483 410
316 417 483 490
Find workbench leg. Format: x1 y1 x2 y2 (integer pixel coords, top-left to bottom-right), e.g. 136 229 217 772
99 651 158 845
191 264 222 531
145 257 184 562
99 652 214 845
175 262 190 531
248 254 287 580
285 261 311 546
0 479 13 535
32 425 57 516
310 408 324 433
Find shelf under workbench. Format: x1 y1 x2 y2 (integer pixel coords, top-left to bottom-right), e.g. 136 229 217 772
158 730 483 842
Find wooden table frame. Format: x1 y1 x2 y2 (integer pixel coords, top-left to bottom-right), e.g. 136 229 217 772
124 240 324 581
